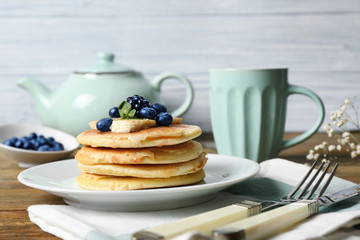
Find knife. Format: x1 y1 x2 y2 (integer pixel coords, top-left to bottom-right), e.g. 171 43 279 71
132 160 333 240
132 200 262 240
211 184 360 240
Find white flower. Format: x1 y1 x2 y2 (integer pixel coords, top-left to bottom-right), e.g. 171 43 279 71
340 138 348 145
342 132 350 138
328 145 336 152
327 128 334 137
322 158 329 163
336 111 343 118
337 120 345 127
308 96 359 163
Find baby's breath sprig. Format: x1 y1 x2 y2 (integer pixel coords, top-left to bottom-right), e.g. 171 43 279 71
307 97 360 161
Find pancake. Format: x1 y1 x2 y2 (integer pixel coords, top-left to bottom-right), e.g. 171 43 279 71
76 124 202 148
78 152 207 178
75 141 203 165
76 169 205 190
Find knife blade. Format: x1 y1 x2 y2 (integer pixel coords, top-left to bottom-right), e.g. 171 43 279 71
317 184 360 206
212 183 360 240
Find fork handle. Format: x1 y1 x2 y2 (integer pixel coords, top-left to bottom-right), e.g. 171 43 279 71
212 200 319 240
132 201 261 240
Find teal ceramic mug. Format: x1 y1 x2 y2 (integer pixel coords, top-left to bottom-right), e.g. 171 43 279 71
209 68 324 162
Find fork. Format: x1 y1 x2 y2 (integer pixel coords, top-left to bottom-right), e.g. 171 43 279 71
260 159 337 211
132 160 338 240
212 161 339 240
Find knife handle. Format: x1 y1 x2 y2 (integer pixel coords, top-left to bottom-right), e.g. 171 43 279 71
212 200 319 240
132 200 261 240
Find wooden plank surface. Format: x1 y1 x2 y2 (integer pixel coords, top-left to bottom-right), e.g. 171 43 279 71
0 154 62 239
1 132 359 239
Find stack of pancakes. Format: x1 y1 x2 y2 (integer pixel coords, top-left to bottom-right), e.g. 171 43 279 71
75 122 206 190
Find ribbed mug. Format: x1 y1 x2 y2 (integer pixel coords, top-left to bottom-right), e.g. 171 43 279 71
209 68 324 162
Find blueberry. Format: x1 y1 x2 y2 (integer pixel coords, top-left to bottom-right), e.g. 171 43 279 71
14 140 23 148
23 141 33 150
9 137 18 145
52 142 64 151
3 137 17 147
28 132 37 139
96 118 113 132
109 107 120 118
140 99 149 106
32 141 41 150
38 145 51 151
156 112 173 126
151 103 167 114
133 95 140 101
3 139 13 146
138 107 157 119
128 99 136 108
37 136 47 145
2 133 64 151
134 103 142 111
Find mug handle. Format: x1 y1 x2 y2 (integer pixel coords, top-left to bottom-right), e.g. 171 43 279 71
151 72 194 117
281 85 325 150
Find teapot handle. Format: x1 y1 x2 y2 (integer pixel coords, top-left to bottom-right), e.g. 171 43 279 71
151 72 194 117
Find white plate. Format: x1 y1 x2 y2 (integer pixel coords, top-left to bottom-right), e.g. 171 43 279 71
18 154 260 211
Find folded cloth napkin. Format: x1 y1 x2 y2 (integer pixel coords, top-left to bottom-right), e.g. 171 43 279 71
28 159 360 240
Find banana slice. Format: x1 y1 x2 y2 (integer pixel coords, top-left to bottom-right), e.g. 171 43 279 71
89 118 182 133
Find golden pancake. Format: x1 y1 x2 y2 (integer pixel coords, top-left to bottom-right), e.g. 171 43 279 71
76 169 205 190
75 141 203 165
76 124 202 148
78 152 207 178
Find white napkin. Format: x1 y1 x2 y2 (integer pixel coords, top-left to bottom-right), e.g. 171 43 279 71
28 159 360 240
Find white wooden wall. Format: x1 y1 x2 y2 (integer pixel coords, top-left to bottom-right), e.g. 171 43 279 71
1 0 360 133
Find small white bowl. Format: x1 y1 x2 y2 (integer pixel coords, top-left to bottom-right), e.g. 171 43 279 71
0 123 79 168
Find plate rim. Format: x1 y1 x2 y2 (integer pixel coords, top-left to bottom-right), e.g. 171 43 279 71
18 153 260 196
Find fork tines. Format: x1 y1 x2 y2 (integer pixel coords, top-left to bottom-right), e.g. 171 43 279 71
288 160 339 201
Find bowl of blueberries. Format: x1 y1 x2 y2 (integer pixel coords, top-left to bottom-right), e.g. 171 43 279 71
0 123 79 168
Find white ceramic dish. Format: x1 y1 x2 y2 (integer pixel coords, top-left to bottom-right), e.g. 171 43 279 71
0 124 79 168
18 154 260 211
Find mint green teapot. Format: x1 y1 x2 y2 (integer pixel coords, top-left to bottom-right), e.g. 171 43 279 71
18 53 194 136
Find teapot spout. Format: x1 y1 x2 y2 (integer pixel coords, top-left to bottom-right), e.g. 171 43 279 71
17 78 53 122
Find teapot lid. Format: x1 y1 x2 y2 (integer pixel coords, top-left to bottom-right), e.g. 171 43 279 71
75 53 135 74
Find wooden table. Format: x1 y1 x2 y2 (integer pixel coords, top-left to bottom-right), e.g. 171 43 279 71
1 132 360 239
